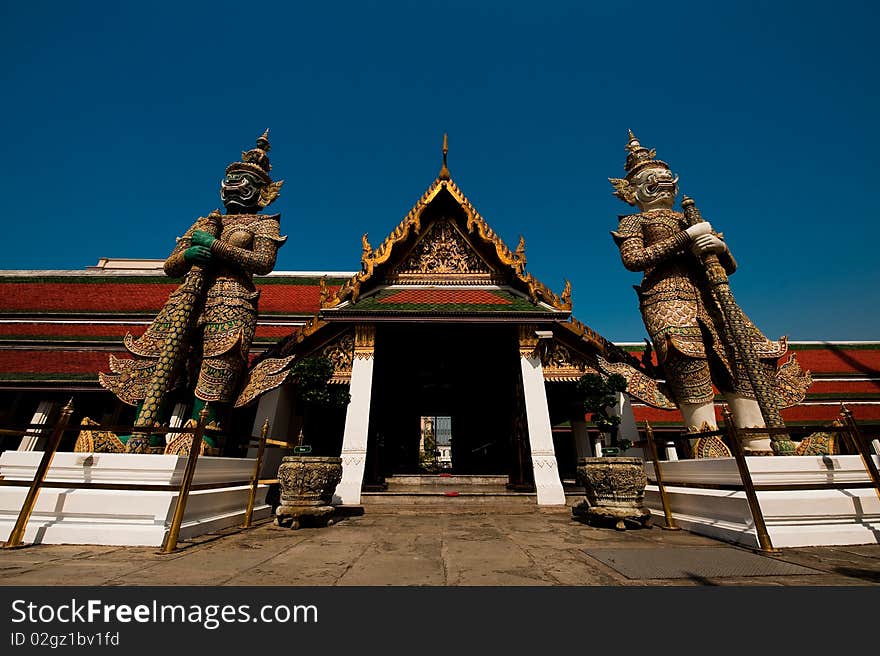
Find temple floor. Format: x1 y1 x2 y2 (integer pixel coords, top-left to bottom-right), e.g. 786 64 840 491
1 507 877 586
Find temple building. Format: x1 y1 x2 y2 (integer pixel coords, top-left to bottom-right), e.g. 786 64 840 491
1 159 878 506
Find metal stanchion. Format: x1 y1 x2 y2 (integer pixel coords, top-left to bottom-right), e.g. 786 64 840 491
644 421 679 530
839 405 880 502
161 407 207 554
3 399 74 549
722 407 779 553
242 419 270 529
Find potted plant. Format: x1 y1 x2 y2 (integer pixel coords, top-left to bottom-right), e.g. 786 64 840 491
275 355 351 529
572 373 651 530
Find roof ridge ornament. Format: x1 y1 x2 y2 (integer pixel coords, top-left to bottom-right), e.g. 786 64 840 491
439 133 450 180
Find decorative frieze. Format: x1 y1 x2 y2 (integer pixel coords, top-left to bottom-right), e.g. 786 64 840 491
354 324 376 360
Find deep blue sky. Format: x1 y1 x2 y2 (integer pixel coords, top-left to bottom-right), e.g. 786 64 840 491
2 1 878 341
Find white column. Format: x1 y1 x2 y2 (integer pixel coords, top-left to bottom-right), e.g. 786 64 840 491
616 392 640 456
17 401 55 451
166 402 189 444
571 419 591 462
334 328 375 505
519 354 566 505
250 385 296 478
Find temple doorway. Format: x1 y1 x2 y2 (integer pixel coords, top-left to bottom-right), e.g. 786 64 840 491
365 323 520 480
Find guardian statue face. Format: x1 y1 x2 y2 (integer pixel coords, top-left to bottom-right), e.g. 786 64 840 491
220 170 264 213
632 166 679 212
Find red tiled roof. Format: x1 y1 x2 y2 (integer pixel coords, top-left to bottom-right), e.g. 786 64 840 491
621 345 880 377
0 350 118 376
0 324 136 338
0 283 179 313
255 325 299 340
0 279 337 315
807 380 880 396
788 348 880 376
259 284 336 314
0 322 294 342
631 403 880 425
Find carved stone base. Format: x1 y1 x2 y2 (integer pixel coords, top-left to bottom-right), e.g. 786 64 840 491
274 505 335 530
574 457 652 530
276 456 342 530
572 498 652 530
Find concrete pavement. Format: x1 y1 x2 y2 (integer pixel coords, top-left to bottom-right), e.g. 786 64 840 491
1 507 878 586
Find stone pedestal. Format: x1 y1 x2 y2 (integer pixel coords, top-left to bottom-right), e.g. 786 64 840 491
276 456 343 530
574 457 652 530
0 451 270 546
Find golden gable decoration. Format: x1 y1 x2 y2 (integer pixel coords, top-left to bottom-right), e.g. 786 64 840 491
388 219 494 283
326 175 570 310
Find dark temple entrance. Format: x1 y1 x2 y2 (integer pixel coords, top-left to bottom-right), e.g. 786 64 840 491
365 323 520 478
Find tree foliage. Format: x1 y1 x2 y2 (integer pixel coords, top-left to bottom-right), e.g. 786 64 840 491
575 373 627 434
288 356 350 409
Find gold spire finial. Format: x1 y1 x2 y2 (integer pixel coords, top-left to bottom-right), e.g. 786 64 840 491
257 128 271 150
625 129 640 151
439 133 450 180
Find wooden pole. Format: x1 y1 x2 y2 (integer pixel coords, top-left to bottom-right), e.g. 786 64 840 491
4 399 74 549
839 405 880 502
242 419 270 528
722 406 778 553
644 421 679 530
161 406 207 553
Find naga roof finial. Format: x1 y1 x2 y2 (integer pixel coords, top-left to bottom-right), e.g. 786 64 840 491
439 133 450 180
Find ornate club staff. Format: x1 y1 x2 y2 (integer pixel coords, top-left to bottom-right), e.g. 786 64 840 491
680 196 795 455
124 213 221 454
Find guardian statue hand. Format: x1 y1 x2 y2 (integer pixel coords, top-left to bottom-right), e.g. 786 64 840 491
184 245 212 265
191 230 216 248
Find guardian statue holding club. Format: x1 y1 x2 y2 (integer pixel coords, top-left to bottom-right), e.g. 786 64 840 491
607 131 810 455
89 131 286 454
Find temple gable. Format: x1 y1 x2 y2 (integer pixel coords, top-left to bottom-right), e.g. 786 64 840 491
388 218 494 283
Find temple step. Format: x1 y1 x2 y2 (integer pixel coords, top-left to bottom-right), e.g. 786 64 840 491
385 474 510 487
360 474 585 508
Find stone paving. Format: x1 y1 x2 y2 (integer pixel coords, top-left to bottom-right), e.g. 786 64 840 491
1 507 878 586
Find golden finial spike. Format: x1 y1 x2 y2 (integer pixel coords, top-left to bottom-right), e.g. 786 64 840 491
256 129 271 152
625 129 640 152
439 133 450 180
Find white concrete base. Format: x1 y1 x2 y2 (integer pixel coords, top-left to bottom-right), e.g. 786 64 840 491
645 455 880 548
0 451 270 546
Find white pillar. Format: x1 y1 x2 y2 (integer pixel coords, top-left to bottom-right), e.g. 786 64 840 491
519 354 566 505
571 419 591 461
250 386 296 478
17 401 55 451
665 442 679 461
167 402 189 444
616 393 639 452
335 325 375 506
